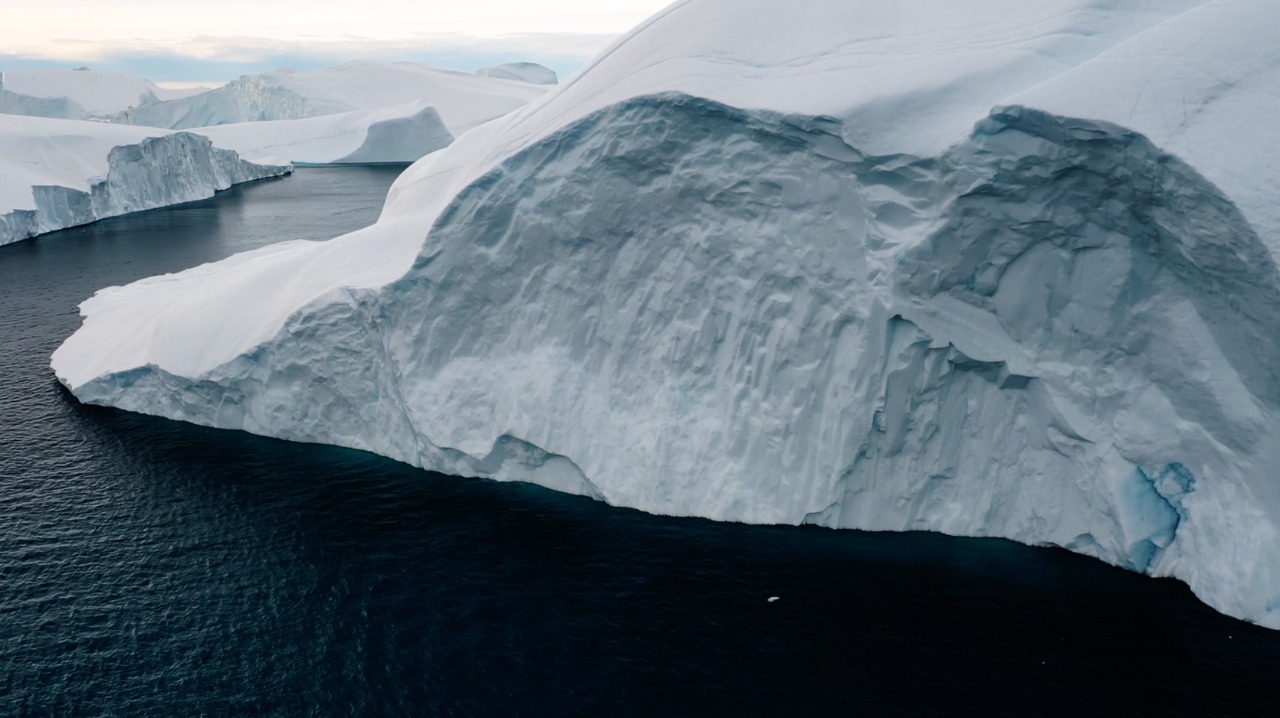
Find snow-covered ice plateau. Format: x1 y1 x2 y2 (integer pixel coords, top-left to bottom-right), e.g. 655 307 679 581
52 0 1280 627
112 61 547 136
0 114 289 245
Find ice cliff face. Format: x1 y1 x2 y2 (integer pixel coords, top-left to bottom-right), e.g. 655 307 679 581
0 117 288 245
52 0 1280 627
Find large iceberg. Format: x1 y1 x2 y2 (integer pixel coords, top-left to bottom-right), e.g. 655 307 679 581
112 61 547 136
0 114 288 245
192 101 454 165
0 68 206 121
53 0 1280 627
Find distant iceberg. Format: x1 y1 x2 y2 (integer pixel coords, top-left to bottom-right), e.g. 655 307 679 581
0 115 288 246
112 61 548 136
476 63 559 85
0 68 206 121
192 101 454 165
53 0 1280 628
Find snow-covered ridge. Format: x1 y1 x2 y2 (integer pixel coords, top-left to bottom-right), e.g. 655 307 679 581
113 61 548 136
0 69 205 120
0 115 288 246
53 0 1280 627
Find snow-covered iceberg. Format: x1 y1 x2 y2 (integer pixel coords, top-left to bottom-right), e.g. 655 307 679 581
0 114 288 245
113 61 547 136
476 63 559 85
0 68 206 120
192 100 454 165
53 0 1280 627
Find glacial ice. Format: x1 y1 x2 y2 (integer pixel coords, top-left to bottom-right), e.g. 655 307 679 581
193 101 455 165
112 61 547 136
0 68 206 121
52 0 1280 628
0 114 289 245
476 63 559 86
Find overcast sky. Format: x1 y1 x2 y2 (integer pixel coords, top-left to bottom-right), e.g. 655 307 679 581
1 1 673 81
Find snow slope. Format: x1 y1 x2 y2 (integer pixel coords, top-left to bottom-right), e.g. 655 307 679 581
114 61 547 135
0 69 206 120
53 0 1280 627
0 114 288 245
192 100 454 165
477 63 559 85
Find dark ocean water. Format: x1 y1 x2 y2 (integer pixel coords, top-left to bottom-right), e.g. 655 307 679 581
1 167 1277 717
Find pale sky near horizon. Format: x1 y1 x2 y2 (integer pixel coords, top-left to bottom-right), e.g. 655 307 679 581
1 0 674 80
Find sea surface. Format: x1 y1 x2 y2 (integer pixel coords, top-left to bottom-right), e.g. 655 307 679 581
1 167 1277 717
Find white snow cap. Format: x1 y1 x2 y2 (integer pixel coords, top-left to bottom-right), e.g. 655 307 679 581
53 0 1280 629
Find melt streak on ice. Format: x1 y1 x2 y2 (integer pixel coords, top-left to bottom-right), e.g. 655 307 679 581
52 0 1280 627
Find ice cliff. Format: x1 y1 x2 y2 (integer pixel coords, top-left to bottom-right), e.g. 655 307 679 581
52 0 1280 627
0 115 289 245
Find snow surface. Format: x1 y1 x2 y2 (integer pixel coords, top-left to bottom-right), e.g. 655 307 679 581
53 0 1280 628
0 69 206 120
114 61 548 136
476 63 559 85
193 100 454 165
0 114 288 245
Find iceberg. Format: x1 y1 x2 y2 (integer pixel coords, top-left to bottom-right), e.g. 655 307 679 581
52 0 1280 627
0 68 206 121
112 61 548 136
0 114 289 245
193 100 454 165
476 63 559 85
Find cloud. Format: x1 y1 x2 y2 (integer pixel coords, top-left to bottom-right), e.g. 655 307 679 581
0 32 620 81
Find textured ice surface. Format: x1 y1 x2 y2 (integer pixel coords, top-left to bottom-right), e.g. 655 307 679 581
0 69 205 120
476 63 559 85
53 0 1280 627
0 115 288 245
193 101 454 165
113 61 547 136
